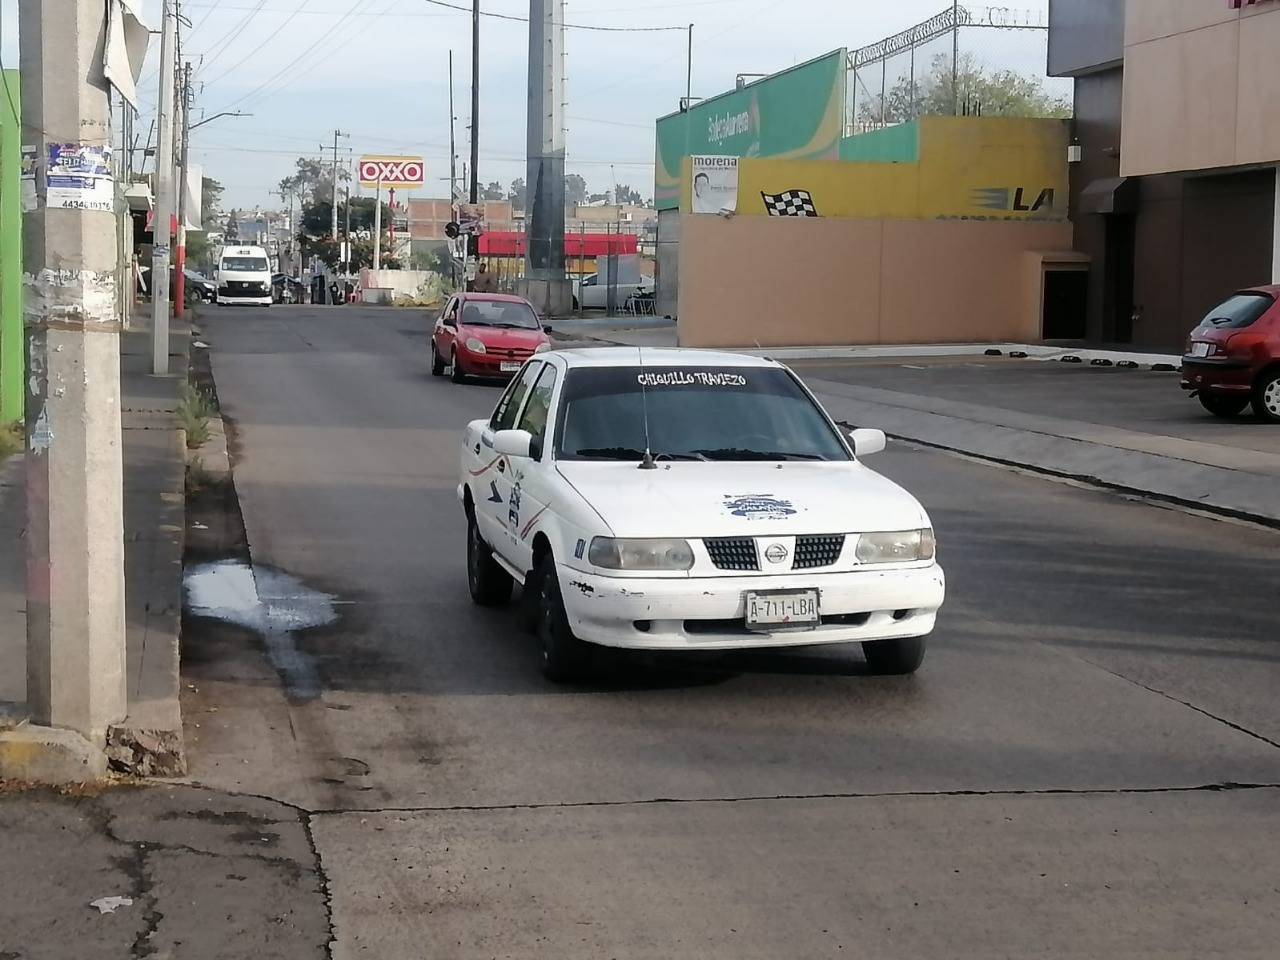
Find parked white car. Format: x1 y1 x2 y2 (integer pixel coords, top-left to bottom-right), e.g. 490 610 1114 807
457 348 946 682
572 273 654 310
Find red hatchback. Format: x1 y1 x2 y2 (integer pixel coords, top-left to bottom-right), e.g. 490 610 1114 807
1181 285 1280 423
431 293 552 383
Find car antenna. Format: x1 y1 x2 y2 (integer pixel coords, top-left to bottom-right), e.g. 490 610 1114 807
637 347 657 470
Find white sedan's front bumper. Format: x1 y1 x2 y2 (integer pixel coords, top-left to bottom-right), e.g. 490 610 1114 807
557 563 945 651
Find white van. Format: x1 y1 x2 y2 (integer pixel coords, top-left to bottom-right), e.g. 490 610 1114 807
214 245 273 306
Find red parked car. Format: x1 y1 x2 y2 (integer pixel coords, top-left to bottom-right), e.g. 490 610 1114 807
1181 285 1280 423
431 293 552 383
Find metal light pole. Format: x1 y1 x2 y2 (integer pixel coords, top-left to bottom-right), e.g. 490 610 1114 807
174 61 192 316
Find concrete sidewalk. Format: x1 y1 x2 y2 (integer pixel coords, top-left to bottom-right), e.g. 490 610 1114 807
1 323 191 777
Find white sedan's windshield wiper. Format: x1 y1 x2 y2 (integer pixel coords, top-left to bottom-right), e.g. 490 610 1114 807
693 448 827 462
574 447 645 460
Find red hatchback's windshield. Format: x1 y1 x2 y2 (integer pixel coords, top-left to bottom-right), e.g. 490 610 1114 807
462 300 541 330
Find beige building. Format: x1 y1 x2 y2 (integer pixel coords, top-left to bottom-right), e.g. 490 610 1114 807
1050 0 1280 348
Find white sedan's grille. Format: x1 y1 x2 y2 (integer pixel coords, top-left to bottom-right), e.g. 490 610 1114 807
704 537 759 572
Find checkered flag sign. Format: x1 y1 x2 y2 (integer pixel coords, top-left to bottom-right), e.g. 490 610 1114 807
761 189 818 217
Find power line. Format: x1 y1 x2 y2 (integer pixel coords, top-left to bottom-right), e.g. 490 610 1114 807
197 0 272 71
418 0 687 32
212 0 383 112
199 0 310 86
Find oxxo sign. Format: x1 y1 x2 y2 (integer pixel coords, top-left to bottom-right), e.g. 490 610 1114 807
358 156 425 188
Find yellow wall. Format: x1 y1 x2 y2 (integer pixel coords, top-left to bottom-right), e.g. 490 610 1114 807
683 116 1070 222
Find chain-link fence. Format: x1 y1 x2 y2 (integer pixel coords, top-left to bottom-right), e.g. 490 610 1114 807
849 4 1073 135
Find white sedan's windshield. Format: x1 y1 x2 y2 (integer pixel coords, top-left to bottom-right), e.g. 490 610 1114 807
556 366 851 463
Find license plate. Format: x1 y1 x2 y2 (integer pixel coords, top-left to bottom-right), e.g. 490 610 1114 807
745 590 820 631
1190 342 1212 358
500 361 523 373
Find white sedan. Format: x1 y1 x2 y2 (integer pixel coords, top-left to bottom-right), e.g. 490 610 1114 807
457 348 946 682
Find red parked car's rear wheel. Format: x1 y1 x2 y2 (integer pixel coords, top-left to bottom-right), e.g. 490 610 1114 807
1252 369 1280 423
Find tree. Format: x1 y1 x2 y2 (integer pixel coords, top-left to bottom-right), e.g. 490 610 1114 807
587 191 610 204
481 180 505 201
857 52 1072 127
565 173 588 206
508 178 526 211
201 177 224 228
297 196 397 270
279 155 348 207
614 183 643 205
225 209 240 240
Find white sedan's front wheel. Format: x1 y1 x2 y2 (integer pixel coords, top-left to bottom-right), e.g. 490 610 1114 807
533 554 592 683
862 636 927 675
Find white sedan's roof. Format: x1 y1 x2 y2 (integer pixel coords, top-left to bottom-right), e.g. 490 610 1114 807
555 347 780 369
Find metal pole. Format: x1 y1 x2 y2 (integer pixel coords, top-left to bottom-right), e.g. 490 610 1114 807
880 59 886 127
373 181 382 273
343 185 351 274
19 0 128 742
686 24 693 106
330 130 342 241
174 62 192 317
388 187 396 266
448 50 460 290
952 1 960 116
467 0 481 289
151 0 177 374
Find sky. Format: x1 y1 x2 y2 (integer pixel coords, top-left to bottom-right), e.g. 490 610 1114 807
0 0 1054 211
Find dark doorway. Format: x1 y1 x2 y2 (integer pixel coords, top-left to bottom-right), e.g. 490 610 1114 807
1043 270 1088 340
1104 213 1136 343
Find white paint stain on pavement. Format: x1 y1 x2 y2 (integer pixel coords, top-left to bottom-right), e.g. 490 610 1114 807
184 560 338 700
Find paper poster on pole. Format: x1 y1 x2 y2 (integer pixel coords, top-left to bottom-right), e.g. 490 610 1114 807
690 156 738 215
46 143 114 211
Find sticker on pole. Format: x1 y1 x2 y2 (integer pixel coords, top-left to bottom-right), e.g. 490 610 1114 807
358 156 424 188
46 144 115 212
20 145 39 212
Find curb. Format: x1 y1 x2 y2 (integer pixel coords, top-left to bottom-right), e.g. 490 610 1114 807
812 386 1280 529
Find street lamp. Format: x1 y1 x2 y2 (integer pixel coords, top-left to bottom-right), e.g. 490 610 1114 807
190 110 252 131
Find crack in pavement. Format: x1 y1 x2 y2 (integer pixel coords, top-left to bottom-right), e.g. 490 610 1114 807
192 780 1280 819
300 812 337 960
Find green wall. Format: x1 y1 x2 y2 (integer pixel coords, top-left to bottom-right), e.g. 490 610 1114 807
0 70 21 426
839 121 921 163
654 50 848 211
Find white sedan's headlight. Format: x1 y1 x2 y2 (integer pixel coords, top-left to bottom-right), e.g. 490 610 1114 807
464 337 487 354
855 529 935 564
589 537 695 571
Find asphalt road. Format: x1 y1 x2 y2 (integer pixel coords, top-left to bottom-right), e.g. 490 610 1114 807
186 305 1280 959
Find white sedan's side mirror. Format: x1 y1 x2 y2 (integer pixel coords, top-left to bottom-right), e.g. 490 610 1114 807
493 429 535 459
849 428 887 458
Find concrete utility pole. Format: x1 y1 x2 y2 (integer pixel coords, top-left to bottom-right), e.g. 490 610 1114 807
19 0 128 741
174 61 192 317
151 0 177 374
523 0 569 315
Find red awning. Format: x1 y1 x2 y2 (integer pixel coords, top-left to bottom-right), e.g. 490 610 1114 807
479 231 638 257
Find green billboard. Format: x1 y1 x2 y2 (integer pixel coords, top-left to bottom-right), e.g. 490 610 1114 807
654 49 848 211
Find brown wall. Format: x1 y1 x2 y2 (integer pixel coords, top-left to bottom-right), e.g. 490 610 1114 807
676 215 1073 348
1122 1 1280 176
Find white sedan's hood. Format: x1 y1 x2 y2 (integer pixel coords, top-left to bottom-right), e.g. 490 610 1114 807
557 461 928 539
